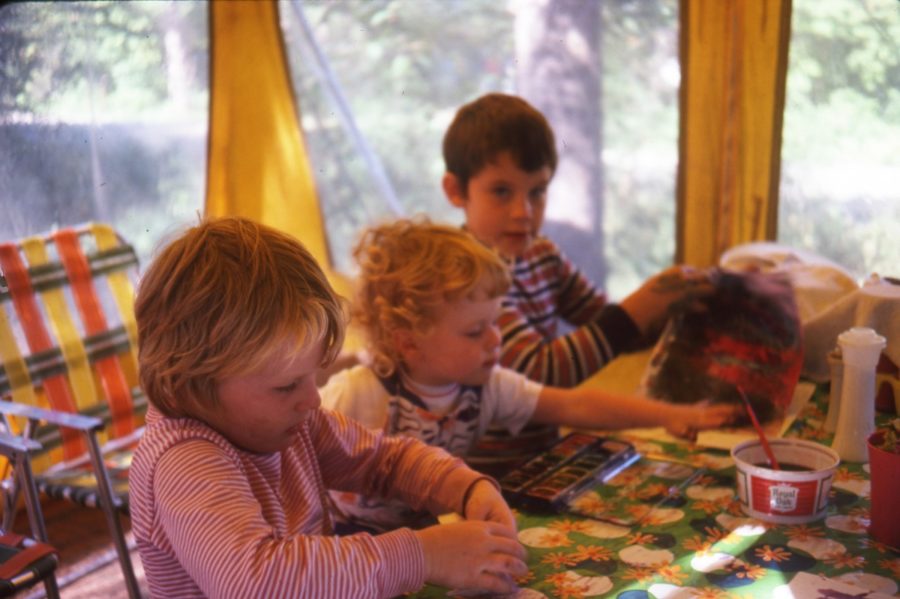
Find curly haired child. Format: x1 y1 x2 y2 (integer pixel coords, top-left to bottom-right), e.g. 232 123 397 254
321 219 736 530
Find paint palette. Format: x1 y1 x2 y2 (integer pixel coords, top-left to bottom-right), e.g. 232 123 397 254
498 432 640 513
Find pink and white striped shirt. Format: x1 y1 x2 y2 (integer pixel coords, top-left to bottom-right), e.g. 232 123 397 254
130 405 477 598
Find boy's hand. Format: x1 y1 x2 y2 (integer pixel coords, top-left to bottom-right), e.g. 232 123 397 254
621 265 713 337
416 520 528 594
664 401 741 441
463 479 518 532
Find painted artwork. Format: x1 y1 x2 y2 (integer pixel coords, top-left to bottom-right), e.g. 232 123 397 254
641 269 803 425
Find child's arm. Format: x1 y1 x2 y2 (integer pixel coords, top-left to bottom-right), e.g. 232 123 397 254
150 434 526 597
499 239 711 388
498 239 641 387
498 301 639 387
151 440 430 598
313 410 526 593
315 409 512 521
531 385 739 440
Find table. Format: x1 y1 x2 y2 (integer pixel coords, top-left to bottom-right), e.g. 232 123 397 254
412 387 900 598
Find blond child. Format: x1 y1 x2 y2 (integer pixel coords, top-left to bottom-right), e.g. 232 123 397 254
129 217 527 598
321 219 736 531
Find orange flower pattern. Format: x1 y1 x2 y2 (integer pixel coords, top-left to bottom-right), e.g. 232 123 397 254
783 524 824 541
496 404 894 599
878 557 900 578
823 552 865 569
570 544 613 562
541 551 579 568
834 467 865 482
549 519 592 534
754 544 791 562
620 566 656 583
655 564 689 584
727 560 767 580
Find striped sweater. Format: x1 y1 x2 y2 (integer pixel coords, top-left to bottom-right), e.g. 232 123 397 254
498 237 641 387
129 405 478 598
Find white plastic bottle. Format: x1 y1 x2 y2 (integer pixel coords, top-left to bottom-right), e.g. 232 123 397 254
830 327 887 462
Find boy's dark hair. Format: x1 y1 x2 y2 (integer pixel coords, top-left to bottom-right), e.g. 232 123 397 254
442 93 558 192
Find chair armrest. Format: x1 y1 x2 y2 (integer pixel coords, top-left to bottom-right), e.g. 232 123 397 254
0 402 103 432
0 431 42 455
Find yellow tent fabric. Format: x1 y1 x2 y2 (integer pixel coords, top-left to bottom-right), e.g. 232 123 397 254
676 0 791 267
205 0 358 348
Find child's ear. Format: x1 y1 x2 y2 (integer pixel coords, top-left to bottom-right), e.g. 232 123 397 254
442 172 466 208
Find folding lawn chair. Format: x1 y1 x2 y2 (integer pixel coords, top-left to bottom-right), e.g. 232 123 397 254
0 223 145 599
0 431 59 598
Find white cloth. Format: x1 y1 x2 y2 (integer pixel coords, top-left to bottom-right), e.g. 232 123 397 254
802 277 900 381
719 241 858 323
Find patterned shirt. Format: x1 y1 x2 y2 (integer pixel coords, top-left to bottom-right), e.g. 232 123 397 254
498 236 641 387
320 365 541 530
129 405 479 598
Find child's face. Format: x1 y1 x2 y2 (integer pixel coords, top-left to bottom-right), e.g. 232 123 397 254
200 336 325 454
403 293 503 387
444 151 552 258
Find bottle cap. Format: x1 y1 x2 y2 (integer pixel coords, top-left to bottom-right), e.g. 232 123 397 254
837 327 886 368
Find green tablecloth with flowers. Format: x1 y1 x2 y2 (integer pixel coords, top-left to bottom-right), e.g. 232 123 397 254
411 388 899 598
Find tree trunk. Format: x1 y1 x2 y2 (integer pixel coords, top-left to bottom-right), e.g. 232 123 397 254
513 0 606 289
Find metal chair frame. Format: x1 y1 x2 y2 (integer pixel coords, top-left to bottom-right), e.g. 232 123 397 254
0 224 143 599
0 431 60 599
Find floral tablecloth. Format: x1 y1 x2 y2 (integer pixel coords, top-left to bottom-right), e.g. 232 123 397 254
411 388 900 598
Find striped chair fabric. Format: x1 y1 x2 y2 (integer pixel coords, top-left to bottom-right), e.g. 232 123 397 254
0 223 144 599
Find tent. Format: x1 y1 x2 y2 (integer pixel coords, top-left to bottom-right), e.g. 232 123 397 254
205 0 790 280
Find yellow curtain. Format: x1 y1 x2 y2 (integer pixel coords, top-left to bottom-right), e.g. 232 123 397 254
205 0 351 293
676 0 791 266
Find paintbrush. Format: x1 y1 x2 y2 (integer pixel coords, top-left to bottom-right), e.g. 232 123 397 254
579 467 707 527
738 387 781 470
629 467 707 526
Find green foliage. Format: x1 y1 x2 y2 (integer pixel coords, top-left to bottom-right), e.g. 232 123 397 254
0 1 208 262
285 0 681 288
283 0 515 272
874 418 900 454
599 0 679 292
780 0 900 278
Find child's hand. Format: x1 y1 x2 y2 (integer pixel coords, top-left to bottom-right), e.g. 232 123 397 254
664 401 741 441
416 520 528 594
463 479 517 532
620 265 712 337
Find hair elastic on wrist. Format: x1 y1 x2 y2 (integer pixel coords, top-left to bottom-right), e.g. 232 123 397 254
461 475 500 519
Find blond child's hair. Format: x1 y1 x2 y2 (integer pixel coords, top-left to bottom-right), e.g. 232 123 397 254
353 219 511 378
443 93 558 193
135 217 346 418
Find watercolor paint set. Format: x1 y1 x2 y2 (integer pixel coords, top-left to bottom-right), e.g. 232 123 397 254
498 432 640 513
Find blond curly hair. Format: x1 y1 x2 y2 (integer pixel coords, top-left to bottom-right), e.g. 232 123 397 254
353 218 510 377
